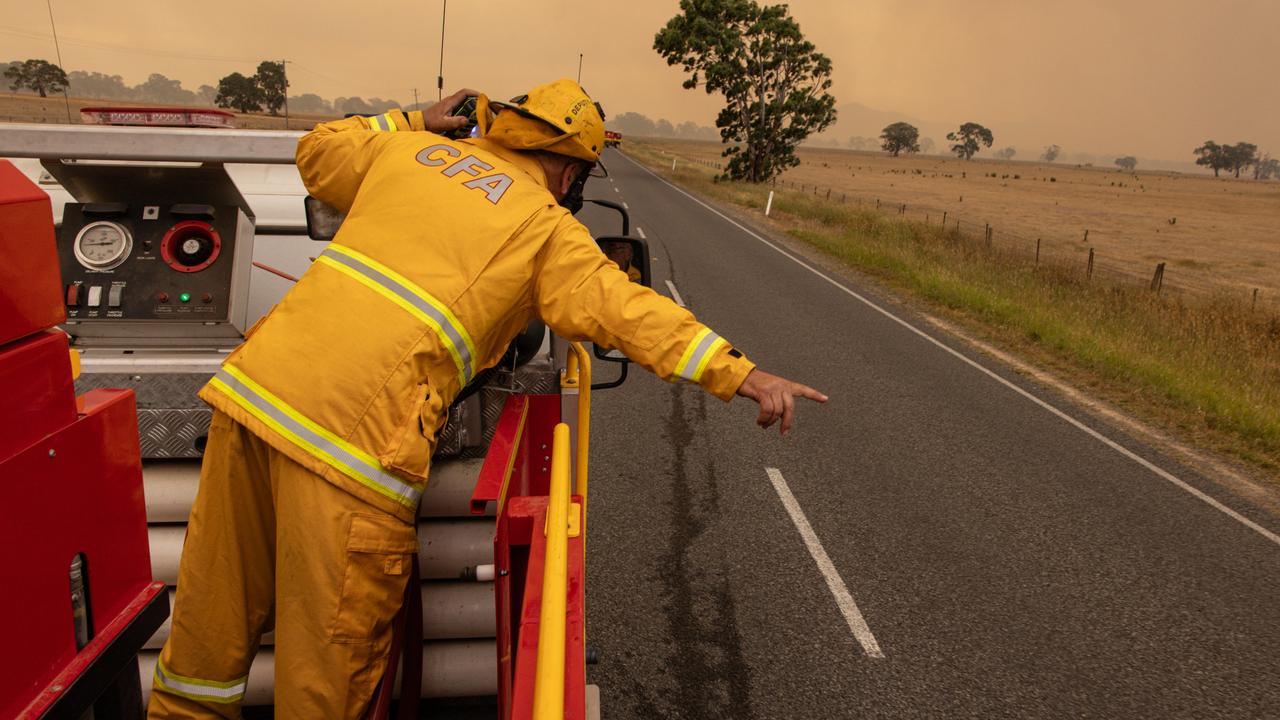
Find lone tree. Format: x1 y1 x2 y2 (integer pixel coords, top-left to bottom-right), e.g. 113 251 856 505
879 121 920 156
1194 140 1230 177
4 58 68 98
993 146 1016 160
1041 144 1061 162
654 0 837 182
946 122 993 160
215 72 262 113
254 61 288 116
1115 155 1137 171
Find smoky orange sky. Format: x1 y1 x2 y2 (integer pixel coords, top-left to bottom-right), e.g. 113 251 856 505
4 0 1278 163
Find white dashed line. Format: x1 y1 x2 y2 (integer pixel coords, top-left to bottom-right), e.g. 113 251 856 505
636 227 646 238
613 186 620 193
766 468 884 658
622 151 1280 550
665 280 685 307
622 202 629 209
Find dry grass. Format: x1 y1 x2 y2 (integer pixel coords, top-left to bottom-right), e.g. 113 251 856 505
0 91 337 131
638 138 1280 305
624 139 1280 481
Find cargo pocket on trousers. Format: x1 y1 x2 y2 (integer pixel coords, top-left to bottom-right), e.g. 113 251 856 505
380 382 446 482
330 513 420 643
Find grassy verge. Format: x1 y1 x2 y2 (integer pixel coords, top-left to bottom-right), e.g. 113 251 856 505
622 140 1280 478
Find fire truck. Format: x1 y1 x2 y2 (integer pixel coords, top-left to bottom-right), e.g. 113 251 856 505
0 112 647 718
604 131 622 149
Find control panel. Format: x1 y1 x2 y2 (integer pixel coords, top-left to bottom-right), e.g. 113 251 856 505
57 202 254 344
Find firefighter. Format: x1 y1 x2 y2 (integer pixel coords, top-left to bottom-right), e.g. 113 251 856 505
149 80 825 718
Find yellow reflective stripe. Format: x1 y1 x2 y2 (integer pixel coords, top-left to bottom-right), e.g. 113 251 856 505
154 658 246 704
368 114 384 131
318 244 477 386
673 328 712 381
691 336 727 382
383 112 399 132
210 365 421 508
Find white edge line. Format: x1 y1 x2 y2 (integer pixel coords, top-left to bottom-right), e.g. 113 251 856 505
636 226 646 238
623 152 1280 549
766 468 884 658
665 279 686 307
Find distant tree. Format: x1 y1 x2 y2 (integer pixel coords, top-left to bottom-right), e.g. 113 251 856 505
919 137 936 155
879 121 920 156
365 97 401 112
254 61 288 115
1041 144 1061 162
66 70 132 100
196 84 216 105
288 93 331 114
946 122 994 160
133 73 196 104
4 58 68 97
1114 155 1137 171
334 96 374 115
1254 153 1279 181
215 72 262 113
993 146 1017 160
1193 140 1230 177
1224 142 1257 178
655 118 676 137
846 136 877 151
612 111 657 136
655 0 838 182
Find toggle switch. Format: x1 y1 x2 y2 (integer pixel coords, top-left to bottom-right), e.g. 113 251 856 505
86 286 103 308
66 284 81 307
108 285 123 308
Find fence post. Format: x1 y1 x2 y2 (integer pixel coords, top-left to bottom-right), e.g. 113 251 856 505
1253 288 1259 309
1150 262 1165 293
826 188 831 200
765 190 774 217
1035 238 1041 264
1087 248 1095 279
672 158 677 171
1083 229 1089 243
942 211 947 225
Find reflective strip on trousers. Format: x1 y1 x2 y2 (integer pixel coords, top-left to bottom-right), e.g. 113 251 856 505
208 365 423 509
154 658 247 704
673 328 727 383
316 244 476 387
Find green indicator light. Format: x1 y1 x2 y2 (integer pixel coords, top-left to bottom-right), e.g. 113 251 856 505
179 293 191 303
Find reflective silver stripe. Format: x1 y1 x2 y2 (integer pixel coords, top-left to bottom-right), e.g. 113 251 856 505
368 114 384 131
154 660 246 703
213 369 422 508
676 330 723 382
319 247 474 383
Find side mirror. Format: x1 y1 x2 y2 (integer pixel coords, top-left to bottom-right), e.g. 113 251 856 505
304 196 347 241
592 235 650 371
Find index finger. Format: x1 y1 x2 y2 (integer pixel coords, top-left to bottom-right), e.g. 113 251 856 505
793 383 829 403
439 88 481 108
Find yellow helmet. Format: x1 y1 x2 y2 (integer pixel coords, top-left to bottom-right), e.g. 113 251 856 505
477 78 606 164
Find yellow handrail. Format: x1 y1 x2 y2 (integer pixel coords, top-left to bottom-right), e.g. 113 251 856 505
564 343 591 527
532 422 572 720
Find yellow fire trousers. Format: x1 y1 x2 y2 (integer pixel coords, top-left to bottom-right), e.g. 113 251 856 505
148 410 420 718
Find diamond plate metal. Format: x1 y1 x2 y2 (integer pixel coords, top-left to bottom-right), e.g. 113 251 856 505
138 409 211 458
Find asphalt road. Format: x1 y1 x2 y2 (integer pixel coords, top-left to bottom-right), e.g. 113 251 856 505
577 148 1280 719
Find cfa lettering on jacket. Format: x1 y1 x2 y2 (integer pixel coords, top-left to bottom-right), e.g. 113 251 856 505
415 143 513 205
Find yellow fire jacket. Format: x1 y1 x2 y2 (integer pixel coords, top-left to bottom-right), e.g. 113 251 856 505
199 109 755 521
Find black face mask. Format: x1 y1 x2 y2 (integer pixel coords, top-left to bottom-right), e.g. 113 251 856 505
560 165 591 215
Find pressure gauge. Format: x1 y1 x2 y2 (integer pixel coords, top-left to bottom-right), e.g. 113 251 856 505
73 221 133 270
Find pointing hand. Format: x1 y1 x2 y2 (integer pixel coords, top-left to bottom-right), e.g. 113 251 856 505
735 369 828 437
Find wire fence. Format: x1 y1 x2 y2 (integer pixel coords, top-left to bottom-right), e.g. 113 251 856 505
653 149 1277 314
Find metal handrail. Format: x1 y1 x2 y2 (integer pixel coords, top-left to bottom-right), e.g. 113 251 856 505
532 422 572 719
564 342 591 530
